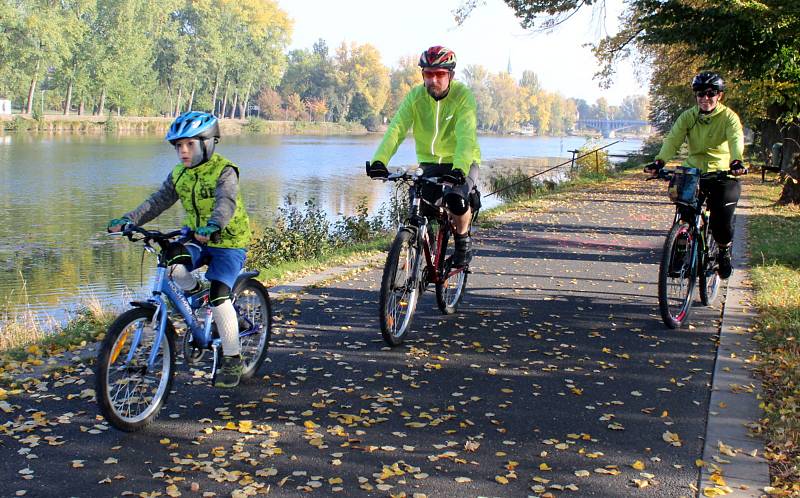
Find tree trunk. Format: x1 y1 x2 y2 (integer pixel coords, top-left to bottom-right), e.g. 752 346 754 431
230 90 239 119
221 83 229 119
64 80 73 116
777 124 800 205
174 84 182 117
211 75 220 116
239 82 250 119
26 72 39 115
97 88 106 116
187 79 195 111
78 98 85 116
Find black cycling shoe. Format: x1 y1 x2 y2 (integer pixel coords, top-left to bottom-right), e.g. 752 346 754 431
452 234 472 267
214 355 243 388
717 246 732 279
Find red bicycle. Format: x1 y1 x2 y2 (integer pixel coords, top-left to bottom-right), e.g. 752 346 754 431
376 168 472 346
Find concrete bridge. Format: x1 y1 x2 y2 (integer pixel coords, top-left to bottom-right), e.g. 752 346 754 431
577 118 649 138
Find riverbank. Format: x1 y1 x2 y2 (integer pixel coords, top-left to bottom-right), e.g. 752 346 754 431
0 114 368 135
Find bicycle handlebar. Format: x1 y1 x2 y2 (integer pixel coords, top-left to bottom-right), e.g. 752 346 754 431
376 168 453 186
110 224 193 247
647 167 748 182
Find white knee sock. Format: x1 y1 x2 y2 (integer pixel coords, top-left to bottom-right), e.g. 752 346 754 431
212 300 240 356
169 264 197 291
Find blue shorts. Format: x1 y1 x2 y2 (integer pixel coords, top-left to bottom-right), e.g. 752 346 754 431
184 244 247 289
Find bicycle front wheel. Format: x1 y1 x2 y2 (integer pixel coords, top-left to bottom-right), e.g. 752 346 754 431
658 222 697 329
234 278 272 379
95 307 176 432
379 228 421 346
699 230 721 306
435 226 468 314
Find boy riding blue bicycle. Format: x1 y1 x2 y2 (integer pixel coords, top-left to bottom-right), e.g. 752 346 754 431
107 111 251 388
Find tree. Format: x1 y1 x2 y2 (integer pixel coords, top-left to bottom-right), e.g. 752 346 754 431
383 55 420 119
257 87 282 119
467 0 800 202
463 64 497 130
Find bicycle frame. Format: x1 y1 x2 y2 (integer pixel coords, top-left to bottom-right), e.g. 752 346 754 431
128 258 215 371
402 176 463 285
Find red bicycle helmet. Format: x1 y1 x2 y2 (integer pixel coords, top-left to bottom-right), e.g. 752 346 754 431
418 46 457 70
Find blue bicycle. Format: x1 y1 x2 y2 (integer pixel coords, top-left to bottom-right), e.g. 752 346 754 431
96 225 272 431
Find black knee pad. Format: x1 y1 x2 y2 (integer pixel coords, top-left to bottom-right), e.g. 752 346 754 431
165 242 192 268
444 191 469 215
210 281 231 306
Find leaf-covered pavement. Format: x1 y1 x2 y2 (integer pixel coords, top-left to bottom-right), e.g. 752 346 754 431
1 177 728 497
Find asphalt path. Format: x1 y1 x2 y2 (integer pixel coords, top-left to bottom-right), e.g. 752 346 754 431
1 176 726 497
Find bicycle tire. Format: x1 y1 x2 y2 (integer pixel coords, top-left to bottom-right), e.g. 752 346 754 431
379 229 421 346
435 225 468 314
658 222 697 329
699 229 721 306
233 278 272 379
95 307 176 432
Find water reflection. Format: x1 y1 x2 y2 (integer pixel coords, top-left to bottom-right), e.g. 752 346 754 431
0 133 640 324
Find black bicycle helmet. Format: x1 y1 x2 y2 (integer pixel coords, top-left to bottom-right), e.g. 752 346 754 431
691 72 725 92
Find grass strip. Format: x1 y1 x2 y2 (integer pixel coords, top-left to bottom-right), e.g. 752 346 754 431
745 178 800 493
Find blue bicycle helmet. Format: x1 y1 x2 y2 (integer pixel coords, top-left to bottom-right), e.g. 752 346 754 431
166 111 220 167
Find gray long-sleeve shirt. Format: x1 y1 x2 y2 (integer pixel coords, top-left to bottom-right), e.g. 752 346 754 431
124 166 240 229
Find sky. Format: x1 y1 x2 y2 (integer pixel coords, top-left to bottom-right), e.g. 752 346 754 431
275 0 647 106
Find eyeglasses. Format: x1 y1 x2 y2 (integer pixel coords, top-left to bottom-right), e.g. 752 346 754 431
422 69 451 80
695 90 720 98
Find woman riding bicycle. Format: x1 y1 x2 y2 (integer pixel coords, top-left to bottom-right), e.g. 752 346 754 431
644 72 747 279
107 111 251 388
366 45 481 267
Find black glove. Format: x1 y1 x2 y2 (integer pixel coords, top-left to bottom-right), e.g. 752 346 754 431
643 159 665 175
366 160 389 178
729 159 747 175
441 169 466 185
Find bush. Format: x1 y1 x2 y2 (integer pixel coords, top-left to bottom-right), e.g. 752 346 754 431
571 143 612 180
248 197 394 270
243 117 268 133
105 115 118 133
488 168 547 202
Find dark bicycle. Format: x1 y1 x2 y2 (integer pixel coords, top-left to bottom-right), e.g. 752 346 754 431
96 225 272 431
653 166 738 328
376 167 476 346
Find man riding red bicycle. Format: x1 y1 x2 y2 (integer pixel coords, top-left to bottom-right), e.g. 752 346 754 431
366 45 481 267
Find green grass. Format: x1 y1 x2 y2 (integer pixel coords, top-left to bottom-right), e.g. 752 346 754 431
255 236 391 285
745 179 800 490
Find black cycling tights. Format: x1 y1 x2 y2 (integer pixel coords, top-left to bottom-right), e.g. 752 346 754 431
680 176 741 246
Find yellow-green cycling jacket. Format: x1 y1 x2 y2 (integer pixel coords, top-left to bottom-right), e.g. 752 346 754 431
124 153 251 249
655 103 744 173
372 81 481 174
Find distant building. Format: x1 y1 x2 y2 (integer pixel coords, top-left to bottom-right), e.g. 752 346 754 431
507 56 512 75
0 99 10 115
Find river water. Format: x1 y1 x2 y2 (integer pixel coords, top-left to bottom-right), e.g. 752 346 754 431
0 132 641 326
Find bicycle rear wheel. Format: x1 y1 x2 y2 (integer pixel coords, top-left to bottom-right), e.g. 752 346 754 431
699 229 721 306
435 226 468 314
95 307 175 432
234 278 272 379
658 222 697 329
379 229 421 346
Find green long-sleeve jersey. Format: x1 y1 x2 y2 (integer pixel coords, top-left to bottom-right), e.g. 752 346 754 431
655 103 744 173
372 81 481 174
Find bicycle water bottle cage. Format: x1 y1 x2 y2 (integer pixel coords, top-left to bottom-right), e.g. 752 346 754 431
668 167 700 206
